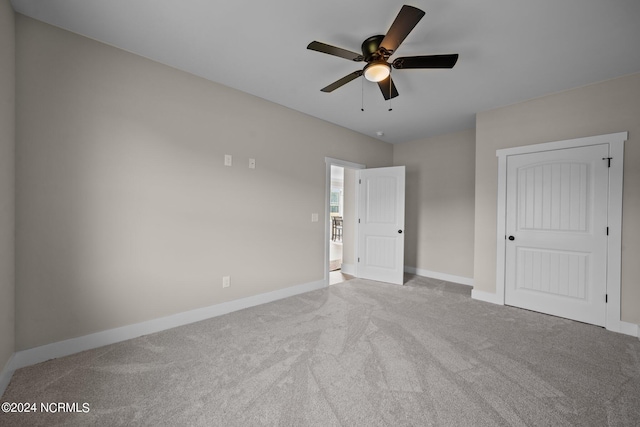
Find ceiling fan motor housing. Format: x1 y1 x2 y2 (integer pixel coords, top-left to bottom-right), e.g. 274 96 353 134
361 35 386 61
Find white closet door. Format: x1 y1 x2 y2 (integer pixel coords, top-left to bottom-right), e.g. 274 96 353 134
505 144 609 326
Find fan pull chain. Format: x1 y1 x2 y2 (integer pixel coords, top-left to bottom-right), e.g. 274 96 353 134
361 77 364 111
388 75 393 111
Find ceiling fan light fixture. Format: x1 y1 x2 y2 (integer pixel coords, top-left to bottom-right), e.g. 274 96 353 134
308 6 458 100
364 61 391 82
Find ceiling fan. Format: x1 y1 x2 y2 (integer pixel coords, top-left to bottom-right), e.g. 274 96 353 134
307 5 458 100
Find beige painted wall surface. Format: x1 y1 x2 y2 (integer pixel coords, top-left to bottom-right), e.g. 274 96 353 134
15 15 392 350
393 129 475 279
475 72 640 324
0 0 15 373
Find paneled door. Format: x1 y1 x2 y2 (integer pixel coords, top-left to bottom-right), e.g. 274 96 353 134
357 166 405 285
505 144 609 326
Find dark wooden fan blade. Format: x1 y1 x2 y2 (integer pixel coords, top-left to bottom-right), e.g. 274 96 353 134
393 54 459 69
380 5 425 54
321 70 363 92
307 41 364 61
377 76 399 100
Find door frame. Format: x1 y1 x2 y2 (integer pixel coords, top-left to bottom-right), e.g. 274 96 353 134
324 157 365 284
495 132 627 333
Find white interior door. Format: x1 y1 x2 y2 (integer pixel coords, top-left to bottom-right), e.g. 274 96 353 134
357 166 405 285
505 144 609 326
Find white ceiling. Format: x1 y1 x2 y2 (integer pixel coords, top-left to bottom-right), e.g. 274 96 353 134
10 0 640 144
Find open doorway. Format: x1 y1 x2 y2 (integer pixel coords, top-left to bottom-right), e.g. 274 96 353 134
329 165 344 272
325 158 363 285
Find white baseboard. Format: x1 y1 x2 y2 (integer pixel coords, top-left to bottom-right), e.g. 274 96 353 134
613 320 639 338
404 266 474 287
469 290 640 339
6 279 327 382
340 263 356 276
0 354 15 398
471 289 504 305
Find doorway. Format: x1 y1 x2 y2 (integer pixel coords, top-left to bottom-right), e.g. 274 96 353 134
324 158 407 286
325 158 364 285
329 165 344 273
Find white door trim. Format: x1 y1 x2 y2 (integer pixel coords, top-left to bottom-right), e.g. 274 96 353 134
324 158 365 284
494 132 631 334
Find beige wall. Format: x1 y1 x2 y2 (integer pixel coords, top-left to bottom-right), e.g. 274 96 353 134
475 72 640 324
15 15 392 350
393 129 476 279
0 0 15 373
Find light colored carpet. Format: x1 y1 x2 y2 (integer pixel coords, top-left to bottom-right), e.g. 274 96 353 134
329 270 353 286
2 275 639 426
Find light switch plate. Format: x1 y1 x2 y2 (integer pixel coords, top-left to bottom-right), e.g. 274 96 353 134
311 213 318 222
224 155 232 166
249 158 256 169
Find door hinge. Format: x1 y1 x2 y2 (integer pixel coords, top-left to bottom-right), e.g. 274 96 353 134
359 179 361 184
358 218 360 223
603 157 612 167
358 257 360 263
606 226 609 236
605 294 608 303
